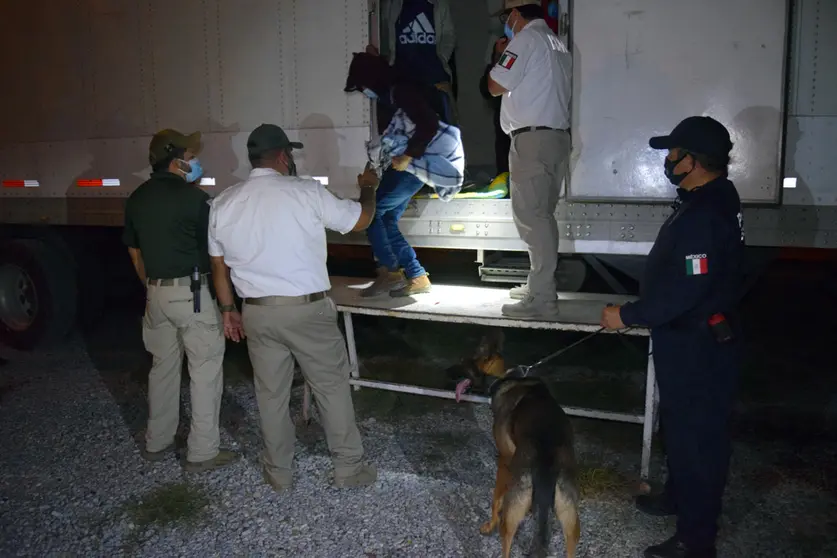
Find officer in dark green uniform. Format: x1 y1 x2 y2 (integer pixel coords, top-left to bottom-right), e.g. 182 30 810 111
123 129 239 473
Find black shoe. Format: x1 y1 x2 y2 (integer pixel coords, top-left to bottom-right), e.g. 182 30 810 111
644 536 716 558
636 492 677 516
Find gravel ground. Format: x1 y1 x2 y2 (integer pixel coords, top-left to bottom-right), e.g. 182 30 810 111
1 311 836 558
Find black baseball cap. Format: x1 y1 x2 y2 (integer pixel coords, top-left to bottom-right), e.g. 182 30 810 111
247 124 303 157
649 116 733 158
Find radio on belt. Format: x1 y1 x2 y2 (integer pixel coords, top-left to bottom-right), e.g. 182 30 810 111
708 313 733 343
191 265 201 313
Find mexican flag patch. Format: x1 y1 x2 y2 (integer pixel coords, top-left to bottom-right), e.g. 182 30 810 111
685 254 708 276
498 51 518 70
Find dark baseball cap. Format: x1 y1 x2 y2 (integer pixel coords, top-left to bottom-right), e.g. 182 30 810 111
247 124 303 156
492 0 540 17
149 129 201 165
649 116 733 158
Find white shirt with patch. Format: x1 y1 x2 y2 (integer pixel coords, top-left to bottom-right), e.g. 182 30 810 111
207 168 361 298
490 19 572 135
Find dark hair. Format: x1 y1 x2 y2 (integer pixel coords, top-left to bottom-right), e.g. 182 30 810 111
151 146 185 173
249 147 287 168
516 5 544 20
691 151 731 175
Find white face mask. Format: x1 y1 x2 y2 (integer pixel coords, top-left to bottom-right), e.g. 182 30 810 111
362 88 378 100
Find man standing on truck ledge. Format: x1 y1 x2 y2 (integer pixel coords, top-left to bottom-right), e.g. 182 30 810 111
207 124 380 490
123 129 239 473
485 0 572 319
601 116 744 558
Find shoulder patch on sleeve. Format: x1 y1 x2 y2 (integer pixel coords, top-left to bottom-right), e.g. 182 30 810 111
685 254 708 276
498 51 518 69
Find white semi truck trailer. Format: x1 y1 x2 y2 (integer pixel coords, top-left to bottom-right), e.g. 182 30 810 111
0 0 834 349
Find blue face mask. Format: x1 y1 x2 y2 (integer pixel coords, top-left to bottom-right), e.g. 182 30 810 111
183 158 203 183
503 22 514 40
362 88 378 100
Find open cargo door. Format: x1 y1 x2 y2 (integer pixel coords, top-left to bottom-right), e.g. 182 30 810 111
568 0 789 204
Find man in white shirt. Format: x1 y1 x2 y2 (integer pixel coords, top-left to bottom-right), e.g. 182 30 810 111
207 123 379 490
487 0 572 319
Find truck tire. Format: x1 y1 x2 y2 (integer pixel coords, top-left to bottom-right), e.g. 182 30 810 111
555 257 588 292
0 239 78 350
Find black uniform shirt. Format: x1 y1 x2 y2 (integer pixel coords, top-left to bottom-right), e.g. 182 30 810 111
122 171 211 280
621 177 744 330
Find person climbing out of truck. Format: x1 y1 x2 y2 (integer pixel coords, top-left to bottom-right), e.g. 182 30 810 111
345 52 465 298
601 116 744 558
366 0 457 128
485 0 573 319
122 129 240 473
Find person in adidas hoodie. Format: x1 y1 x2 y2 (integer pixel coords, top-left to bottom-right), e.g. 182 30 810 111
368 0 456 126
344 52 440 298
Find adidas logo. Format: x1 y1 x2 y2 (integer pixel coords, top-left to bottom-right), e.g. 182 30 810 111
399 12 436 45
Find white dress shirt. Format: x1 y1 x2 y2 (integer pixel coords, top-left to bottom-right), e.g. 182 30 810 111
490 19 572 135
208 168 361 298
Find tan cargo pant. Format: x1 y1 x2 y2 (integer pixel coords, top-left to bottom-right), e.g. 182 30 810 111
242 296 364 484
509 128 571 302
142 280 225 463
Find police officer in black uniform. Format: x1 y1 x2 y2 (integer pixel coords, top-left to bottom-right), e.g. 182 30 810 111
601 116 744 558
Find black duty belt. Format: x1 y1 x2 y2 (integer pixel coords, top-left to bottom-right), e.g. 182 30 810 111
510 126 565 138
147 274 209 287
244 292 327 306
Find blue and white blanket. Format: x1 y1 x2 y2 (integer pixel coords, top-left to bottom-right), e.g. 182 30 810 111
367 108 465 202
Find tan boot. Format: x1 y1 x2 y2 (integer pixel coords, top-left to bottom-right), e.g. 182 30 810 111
333 464 378 488
262 467 293 493
361 267 406 298
182 449 241 473
391 273 432 297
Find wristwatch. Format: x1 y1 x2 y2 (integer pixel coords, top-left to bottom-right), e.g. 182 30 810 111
219 304 236 313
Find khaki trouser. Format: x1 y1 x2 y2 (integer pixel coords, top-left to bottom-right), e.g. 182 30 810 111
509 128 571 302
142 281 225 463
242 296 364 484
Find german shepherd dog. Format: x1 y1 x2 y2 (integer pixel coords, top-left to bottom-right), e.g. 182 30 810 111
455 335 580 558
445 329 507 397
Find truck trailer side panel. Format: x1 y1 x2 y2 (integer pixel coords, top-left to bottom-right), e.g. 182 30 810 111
0 0 372 227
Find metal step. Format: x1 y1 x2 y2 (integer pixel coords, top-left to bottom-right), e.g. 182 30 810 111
478 254 529 284
477 252 590 292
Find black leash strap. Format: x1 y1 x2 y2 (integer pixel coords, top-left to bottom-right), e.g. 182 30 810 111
520 326 636 377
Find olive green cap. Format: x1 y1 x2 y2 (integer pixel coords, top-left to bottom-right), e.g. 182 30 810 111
149 129 202 165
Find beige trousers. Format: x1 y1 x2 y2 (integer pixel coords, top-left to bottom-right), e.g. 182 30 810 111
142 282 225 462
509 128 571 302
242 296 364 484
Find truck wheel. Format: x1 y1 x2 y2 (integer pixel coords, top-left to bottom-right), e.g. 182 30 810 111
555 257 588 292
0 239 78 350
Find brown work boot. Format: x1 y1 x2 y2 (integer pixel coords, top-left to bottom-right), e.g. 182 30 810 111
361 267 406 298
390 273 431 297
333 464 378 488
182 449 241 473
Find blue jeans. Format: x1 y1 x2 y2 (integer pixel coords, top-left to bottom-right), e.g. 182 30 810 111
367 169 427 279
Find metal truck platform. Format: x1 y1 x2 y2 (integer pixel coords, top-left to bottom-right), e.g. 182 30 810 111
327 275 659 479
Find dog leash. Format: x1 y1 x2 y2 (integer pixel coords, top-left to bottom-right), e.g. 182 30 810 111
519 326 636 377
